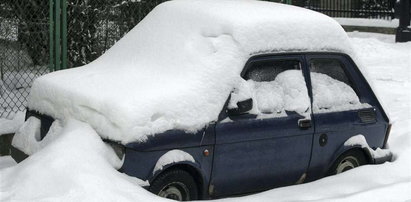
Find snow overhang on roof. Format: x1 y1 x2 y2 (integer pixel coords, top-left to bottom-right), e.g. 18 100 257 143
28 0 354 143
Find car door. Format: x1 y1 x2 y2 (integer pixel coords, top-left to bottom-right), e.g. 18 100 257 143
210 55 314 197
305 54 389 181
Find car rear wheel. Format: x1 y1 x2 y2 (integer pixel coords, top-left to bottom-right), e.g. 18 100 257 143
149 169 198 201
329 149 368 175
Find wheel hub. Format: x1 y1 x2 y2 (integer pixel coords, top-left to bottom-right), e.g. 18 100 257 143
158 182 189 201
336 156 360 174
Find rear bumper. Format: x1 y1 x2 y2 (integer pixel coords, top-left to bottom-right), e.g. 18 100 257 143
0 133 14 156
372 151 393 164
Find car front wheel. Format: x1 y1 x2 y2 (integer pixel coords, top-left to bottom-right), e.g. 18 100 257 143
149 169 198 201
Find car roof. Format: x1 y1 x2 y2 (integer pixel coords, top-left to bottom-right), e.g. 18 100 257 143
155 0 352 54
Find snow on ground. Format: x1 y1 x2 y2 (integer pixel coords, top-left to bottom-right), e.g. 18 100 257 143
0 156 16 169
0 33 410 201
11 117 64 155
0 119 162 202
334 18 399 28
0 111 24 135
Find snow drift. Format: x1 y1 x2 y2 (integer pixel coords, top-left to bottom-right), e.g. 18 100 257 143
27 0 354 143
0 119 157 201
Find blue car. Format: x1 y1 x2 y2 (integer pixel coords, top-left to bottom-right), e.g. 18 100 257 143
11 1 392 201
117 53 392 200
14 52 393 200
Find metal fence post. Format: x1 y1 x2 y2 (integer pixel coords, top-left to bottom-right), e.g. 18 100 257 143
50 0 68 71
61 0 67 69
395 0 411 42
49 0 55 72
55 0 61 71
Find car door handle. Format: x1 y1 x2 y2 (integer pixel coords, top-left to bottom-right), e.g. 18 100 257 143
298 119 312 129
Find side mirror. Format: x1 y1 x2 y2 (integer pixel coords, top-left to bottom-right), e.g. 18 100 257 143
227 98 253 116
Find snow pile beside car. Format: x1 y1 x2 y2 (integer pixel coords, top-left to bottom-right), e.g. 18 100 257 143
11 117 63 155
27 0 352 143
0 111 25 135
0 119 162 202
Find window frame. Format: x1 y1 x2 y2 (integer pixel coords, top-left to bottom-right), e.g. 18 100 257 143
223 54 310 120
221 52 372 119
305 54 363 101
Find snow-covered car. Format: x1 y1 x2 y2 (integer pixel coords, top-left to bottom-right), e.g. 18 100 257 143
11 0 393 201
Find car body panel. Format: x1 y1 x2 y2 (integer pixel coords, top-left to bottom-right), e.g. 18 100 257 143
125 129 206 152
305 108 387 181
304 54 389 181
121 146 214 187
211 113 313 197
208 54 314 197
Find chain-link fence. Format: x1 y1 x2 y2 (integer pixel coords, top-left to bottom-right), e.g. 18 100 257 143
0 0 167 118
61 0 397 68
0 0 396 118
0 1 50 118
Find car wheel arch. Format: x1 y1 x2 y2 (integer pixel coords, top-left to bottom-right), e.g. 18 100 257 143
327 145 372 173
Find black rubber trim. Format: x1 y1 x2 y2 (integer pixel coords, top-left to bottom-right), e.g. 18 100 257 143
372 151 393 164
10 145 29 163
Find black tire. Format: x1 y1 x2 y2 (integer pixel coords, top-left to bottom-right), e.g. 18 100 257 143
328 149 368 176
149 169 198 201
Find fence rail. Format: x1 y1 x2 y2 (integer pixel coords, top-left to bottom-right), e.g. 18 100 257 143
305 0 395 20
0 0 398 118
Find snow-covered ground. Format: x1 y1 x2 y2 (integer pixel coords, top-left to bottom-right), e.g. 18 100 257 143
0 32 410 201
334 18 399 28
0 111 24 135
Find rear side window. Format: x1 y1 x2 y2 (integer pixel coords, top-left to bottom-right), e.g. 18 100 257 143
309 58 369 113
309 59 353 87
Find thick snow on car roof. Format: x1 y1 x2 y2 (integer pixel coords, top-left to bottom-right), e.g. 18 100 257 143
28 0 354 143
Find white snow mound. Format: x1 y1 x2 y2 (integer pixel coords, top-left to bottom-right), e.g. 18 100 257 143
0 119 159 201
27 0 353 143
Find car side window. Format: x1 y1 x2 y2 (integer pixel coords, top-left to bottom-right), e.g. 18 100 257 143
309 58 369 113
310 58 353 87
229 58 311 119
